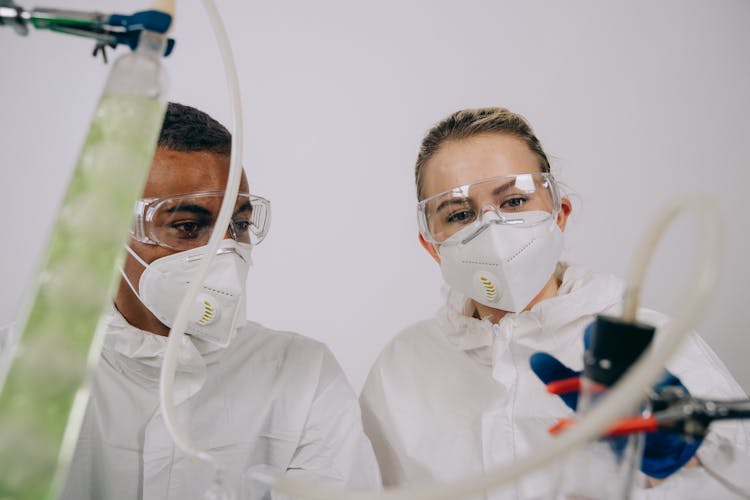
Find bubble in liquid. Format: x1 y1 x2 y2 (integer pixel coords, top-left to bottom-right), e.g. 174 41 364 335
79 142 139 188
40 259 105 310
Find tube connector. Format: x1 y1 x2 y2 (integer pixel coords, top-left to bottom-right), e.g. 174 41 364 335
0 0 29 35
584 315 656 387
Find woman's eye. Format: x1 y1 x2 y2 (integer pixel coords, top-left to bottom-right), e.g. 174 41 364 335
501 197 527 209
446 209 475 224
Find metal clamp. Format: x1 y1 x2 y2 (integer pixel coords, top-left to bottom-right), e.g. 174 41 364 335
0 0 175 61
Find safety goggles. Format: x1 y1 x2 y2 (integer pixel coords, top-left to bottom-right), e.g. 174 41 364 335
417 172 561 244
131 191 272 250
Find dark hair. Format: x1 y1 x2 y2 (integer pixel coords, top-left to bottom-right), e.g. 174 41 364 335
415 107 550 200
157 102 231 156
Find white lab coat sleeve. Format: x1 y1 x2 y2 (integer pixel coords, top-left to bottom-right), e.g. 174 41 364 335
633 466 750 499
285 346 382 490
662 332 750 497
359 355 407 487
636 320 750 499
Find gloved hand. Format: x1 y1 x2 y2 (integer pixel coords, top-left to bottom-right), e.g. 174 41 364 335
529 323 702 479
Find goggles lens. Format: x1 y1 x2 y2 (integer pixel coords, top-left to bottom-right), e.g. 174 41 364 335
417 173 560 243
133 191 271 250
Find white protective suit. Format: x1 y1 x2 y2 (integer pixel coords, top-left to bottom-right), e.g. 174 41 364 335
52 310 381 499
360 265 750 499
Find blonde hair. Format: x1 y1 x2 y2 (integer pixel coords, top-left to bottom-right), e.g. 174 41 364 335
415 107 551 200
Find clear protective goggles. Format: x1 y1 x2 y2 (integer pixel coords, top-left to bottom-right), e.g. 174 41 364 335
417 172 561 244
131 190 272 250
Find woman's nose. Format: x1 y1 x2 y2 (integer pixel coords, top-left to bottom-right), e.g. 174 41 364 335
479 204 502 220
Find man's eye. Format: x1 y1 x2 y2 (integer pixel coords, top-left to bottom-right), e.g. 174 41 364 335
447 209 475 224
171 221 208 239
232 220 252 233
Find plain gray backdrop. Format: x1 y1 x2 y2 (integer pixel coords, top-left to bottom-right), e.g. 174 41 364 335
1 0 748 393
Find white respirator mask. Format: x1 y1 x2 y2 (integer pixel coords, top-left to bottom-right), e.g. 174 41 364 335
121 239 252 347
438 211 563 313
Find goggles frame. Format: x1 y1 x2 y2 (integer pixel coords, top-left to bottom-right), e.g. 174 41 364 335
417 172 561 244
130 190 272 250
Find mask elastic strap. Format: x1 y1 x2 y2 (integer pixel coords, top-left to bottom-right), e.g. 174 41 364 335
125 244 150 268
120 245 148 301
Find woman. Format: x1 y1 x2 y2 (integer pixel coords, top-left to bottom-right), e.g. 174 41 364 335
360 107 750 498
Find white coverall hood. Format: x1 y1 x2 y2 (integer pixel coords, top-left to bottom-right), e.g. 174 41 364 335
100 309 221 402
438 264 621 366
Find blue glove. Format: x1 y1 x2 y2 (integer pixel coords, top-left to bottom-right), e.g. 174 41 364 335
529 324 701 479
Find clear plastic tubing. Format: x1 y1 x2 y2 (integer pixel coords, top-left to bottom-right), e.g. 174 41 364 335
0 31 168 500
157 0 245 484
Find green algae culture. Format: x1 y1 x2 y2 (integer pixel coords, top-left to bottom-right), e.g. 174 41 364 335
0 93 166 500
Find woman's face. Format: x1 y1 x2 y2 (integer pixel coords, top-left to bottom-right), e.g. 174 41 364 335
419 132 571 261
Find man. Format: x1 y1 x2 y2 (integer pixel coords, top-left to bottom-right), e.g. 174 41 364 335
60 102 380 499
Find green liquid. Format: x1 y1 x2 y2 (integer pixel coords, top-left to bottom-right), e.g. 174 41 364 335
0 94 165 500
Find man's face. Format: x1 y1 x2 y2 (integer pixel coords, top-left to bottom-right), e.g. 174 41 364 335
115 147 250 332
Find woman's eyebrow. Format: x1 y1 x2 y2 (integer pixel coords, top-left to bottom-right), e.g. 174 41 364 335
491 179 518 197
435 179 519 212
435 197 469 213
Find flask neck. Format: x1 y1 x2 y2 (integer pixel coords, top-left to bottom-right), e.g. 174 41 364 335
135 30 168 59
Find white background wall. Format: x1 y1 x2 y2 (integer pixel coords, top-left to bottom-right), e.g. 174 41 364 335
1 0 748 393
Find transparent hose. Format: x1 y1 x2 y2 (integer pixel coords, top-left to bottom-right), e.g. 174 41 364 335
270 194 723 500
158 0 245 469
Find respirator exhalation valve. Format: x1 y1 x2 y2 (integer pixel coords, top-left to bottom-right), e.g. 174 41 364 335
476 272 501 303
194 293 219 326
